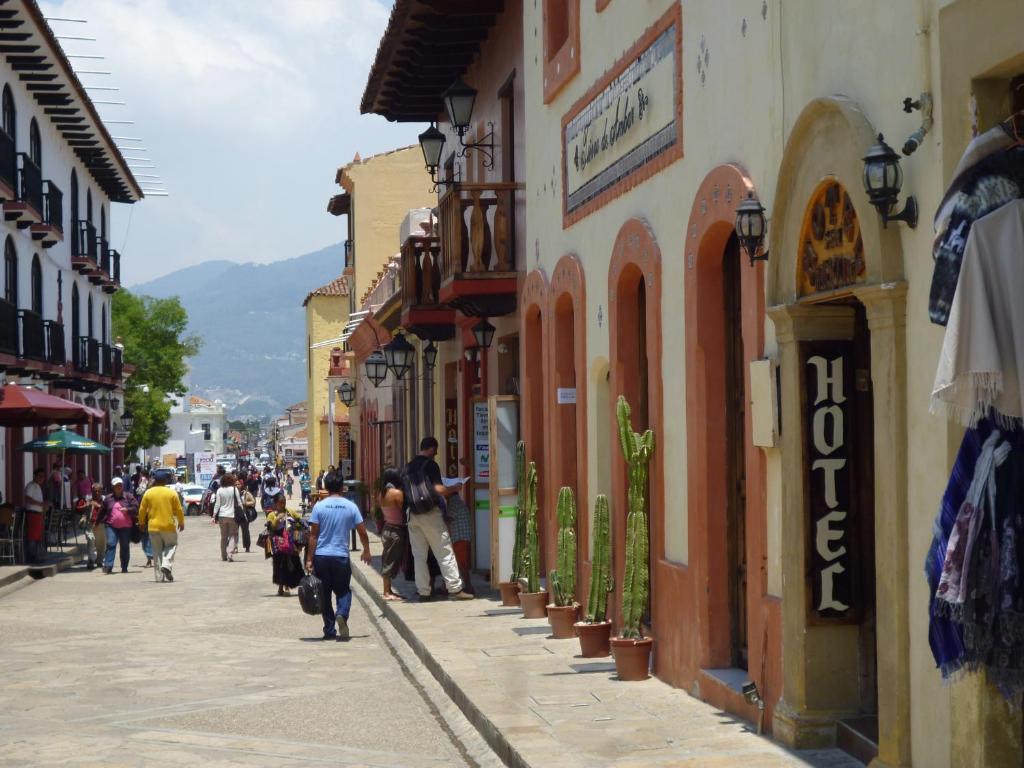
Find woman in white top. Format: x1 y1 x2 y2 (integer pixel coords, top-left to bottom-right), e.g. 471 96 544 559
212 473 241 562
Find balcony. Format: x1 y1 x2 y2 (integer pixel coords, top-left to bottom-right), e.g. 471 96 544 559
44 320 65 365
18 309 45 362
400 234 455 340
0 129 14 200
72 219 97 274
4 153 43 227
30 180 63 248
110 344 123 379
0 297 16 357
103 249 121 293
438 181 523 316
77 335 99 374
92 236 110 285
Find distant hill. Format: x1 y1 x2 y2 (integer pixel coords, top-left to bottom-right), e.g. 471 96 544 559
131 244 343 417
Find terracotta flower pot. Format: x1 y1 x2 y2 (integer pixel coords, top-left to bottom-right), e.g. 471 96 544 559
546 603 580 638
611 636 653 681
519 590 549 619
574 620 612 657
498 581 521 607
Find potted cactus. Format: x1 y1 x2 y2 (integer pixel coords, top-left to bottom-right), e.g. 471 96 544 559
499 441 529 606
517 460 549 618
610 395 655 681
546 486 579 638
575 493 613 657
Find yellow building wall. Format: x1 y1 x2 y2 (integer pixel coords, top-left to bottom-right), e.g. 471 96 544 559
305 293 349 478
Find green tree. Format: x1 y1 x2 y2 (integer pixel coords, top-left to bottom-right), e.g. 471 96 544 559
112 290 200 454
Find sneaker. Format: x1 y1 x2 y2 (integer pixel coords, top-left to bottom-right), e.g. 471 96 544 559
144 558 153 568
322 632 337 641
160 566 173 582
102 567 112 574
450 590 475 601
121 568 128 574
336 616 350 640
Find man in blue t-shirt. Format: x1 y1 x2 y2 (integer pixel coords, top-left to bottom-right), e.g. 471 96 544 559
305 472 371 640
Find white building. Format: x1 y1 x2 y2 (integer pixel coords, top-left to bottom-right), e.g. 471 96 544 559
0 2 144 502
146 395 227 466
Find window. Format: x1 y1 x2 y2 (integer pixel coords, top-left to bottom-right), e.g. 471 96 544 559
28 118 40 168
86 188 92 223
3 236 15 305
2 85 14 140
542 0 580 103
87 293 93 337
202 423 211 440
30 254 41 314
70 169 78 222
71 283 79 341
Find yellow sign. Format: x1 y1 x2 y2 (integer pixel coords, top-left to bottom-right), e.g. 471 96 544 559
798 180 865 297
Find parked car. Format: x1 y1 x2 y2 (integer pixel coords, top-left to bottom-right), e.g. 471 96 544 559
180 484 206 516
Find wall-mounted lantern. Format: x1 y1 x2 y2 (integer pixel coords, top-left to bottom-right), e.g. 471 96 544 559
735 191 769 265
339 380 355 407
384 331 415 381
862 134 918 228
365 350 388 387
423 340 438 370
472 318 496 349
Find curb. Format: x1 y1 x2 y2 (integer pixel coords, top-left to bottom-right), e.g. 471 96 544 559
350 562 529 768
0 545 86 590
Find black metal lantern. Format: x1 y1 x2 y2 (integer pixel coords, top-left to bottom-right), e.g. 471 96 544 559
443 76 477 136
862 133 917 228
344 239 353 267
735 192 769 265
110 397 119 411
418 123 446 173
121 409 134 430
84 394 97 408
339 380 355 407
423 340 438 370
98 393 110 410
383 331 416 381
472 318 496 349
365 350 388 387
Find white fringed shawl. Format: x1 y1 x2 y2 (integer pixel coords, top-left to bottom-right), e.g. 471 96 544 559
932 200 1024 428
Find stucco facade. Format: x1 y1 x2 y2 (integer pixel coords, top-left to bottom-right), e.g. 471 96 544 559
304 283 349 478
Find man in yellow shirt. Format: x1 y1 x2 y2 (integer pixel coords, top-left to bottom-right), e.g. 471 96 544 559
138 468 185 583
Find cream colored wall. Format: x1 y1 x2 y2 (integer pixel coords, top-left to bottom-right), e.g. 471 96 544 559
305 294 349 478
521 0 1024 764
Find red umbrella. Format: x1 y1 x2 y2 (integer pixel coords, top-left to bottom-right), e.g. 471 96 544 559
0 384 92 427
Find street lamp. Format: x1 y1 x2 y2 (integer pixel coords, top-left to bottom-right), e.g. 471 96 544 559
418 123 446 185
384 331 416 381
110 397 119 411
84 394 97 408
339 379 355 407
365 350 388 387
121 410 134 430
472 318 496 349
735 192 770 265
862 133 918 228
98 393 110 410
423 340 438 370
438 76 495 168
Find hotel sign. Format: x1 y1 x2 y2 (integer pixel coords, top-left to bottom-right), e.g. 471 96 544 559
798 180 865 296
803 342 857 621
562 5 682 225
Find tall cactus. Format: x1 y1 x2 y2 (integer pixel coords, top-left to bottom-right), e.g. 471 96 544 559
618 395 655 639
518 460 541 593
510 441 528 582
585 494 613 623
551 486 577 606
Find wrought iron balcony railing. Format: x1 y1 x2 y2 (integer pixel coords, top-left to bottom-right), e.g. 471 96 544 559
44 320 64 364
42 179 62 231
17 153 42 216
72 219 97 262
0 297 16 355
18 308 45 361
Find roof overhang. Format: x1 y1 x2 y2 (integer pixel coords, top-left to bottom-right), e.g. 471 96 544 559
360 0 504 122
15 1 143 203
327 192 350 216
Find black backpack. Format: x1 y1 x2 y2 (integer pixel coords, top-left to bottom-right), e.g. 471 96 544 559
402 461 438 515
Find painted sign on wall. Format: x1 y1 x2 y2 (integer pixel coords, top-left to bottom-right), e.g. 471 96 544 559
798 180 865 296
561 6 682 224
445 399 459 478
803 342 856 620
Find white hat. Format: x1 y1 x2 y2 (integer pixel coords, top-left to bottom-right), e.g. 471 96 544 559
111 477 124 486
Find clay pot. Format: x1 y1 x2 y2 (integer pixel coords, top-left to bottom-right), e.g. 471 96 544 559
519 590 549 619
574 620 612 657
546 603 580 638
610 636 653 681
498 581 521 607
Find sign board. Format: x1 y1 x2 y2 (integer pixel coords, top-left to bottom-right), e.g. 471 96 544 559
562 8 681 221
803 342 857 621
194 451 216 487
798 180 865 296
557 387 577 405
445 398 459 477
473 400 490 483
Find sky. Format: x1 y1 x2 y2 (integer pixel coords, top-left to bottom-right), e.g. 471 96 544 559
38 0 423 285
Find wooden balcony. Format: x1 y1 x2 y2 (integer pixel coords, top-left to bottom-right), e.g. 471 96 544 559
438 181 523 317
400 234 455 340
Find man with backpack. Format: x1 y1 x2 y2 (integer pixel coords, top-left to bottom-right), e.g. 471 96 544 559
404 437 474 601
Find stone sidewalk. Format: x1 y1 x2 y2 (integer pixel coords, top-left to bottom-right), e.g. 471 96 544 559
351 530 863 768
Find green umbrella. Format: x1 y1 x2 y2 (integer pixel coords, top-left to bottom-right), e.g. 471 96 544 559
19 429 112 455
19 429 112 509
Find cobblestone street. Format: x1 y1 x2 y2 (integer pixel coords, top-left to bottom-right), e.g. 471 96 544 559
0 521 487 768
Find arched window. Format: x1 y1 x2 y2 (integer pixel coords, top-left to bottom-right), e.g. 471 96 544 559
28 118 40 168
86 188 92 223
30 253 41 314
87 293 93 337
100 205 106 240
70 169 78 222
71 282 79 342
2 85 15 141
101 305 107 343
3 236 15 305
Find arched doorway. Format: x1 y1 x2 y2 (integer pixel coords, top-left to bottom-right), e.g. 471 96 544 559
520 269 549 568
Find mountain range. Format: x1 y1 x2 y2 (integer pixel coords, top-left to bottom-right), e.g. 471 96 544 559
131 244 344 418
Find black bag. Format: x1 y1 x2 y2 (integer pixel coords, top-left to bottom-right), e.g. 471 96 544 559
130 522 143 544
402 462 438 515
298 573 325 615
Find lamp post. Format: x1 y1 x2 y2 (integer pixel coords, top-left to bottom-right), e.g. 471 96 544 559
862 133 918 228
